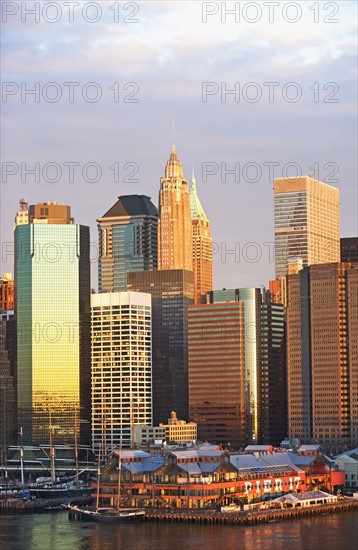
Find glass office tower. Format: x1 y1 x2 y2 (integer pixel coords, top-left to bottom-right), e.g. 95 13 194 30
205 288 286 445
274 176 340 277
97 195 158 292
15 219 91 445
127 270 194 425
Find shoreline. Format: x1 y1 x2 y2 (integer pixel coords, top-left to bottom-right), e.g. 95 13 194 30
2 496 358 527
142 499 358 526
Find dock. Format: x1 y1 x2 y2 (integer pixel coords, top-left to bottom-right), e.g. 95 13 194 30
142 499 358 525
0 495 92 514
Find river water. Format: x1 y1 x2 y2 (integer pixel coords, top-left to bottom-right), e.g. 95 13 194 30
0 511 357 550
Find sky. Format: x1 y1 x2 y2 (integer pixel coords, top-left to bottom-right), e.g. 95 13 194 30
1 0 357 290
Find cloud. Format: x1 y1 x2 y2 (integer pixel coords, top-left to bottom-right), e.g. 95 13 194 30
1 0 357 288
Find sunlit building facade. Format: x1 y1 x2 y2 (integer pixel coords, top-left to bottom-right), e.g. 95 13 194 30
287 262 358 454
274 176 340 278
91 291 152 452
188 301 246 448
0 273 14 312
158 145 193 271
15 210 91 445
203 289 287 446
190 172 213 304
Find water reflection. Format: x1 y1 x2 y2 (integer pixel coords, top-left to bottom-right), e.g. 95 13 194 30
0 511 357 550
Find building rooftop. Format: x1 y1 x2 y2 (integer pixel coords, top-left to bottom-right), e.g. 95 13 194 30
272 490 336 504
100 195 158 219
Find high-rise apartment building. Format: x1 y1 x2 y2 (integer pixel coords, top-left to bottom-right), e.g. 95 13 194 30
158 145 193 271
190 172 213 303
91 292 152 451
274 176 340 278
97 195 158 292
188 302 245 448
127 270 194 424
15 204 91 445
286 262 358 453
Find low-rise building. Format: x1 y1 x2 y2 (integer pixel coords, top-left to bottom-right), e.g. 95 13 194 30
334 449 358 494
134 411 197 446
94 444 344 510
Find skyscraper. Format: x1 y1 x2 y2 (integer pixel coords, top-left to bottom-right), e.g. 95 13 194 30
188 302 245 448
260 302 286 446
91 292 152 451
97 195 158 292
190 172 213 303
286 262 358 453
203 288 287 445
274 176 340 278
15 203 91 445
127 270 194 424
158 145 193 271
0 311 16 464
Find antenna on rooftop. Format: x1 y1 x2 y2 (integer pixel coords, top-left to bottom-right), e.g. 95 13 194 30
172 117 175 150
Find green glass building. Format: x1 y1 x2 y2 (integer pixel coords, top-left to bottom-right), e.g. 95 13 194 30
15 214 91 445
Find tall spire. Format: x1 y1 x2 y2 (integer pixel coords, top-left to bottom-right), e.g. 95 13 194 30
172 117 175 152
190 169 205 219
165 142 183 179
158 136 192 272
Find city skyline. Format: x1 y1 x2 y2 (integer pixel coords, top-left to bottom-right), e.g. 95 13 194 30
2 1 357 291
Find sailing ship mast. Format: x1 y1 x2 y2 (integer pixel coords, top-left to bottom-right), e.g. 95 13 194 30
74 404 79 488
49 409 55 485
95 446 101 512
117 448 121 510
19 426 25 487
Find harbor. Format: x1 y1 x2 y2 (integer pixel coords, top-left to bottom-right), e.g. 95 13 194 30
141 498 358 525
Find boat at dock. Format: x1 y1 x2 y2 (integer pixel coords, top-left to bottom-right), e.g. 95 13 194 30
68 443 146 522
68 503 146 522
28 480 92 500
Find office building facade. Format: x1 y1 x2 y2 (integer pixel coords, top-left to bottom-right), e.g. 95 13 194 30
91 292 152 451
274 176 340 277
97 195 158 292
15 206 91 445
0 273 14 312
341 237 358 263
260 302 287 446
0 312 16 464
188 301 246 448
127 270 194 424
286 262 358 453
203 289 287 446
